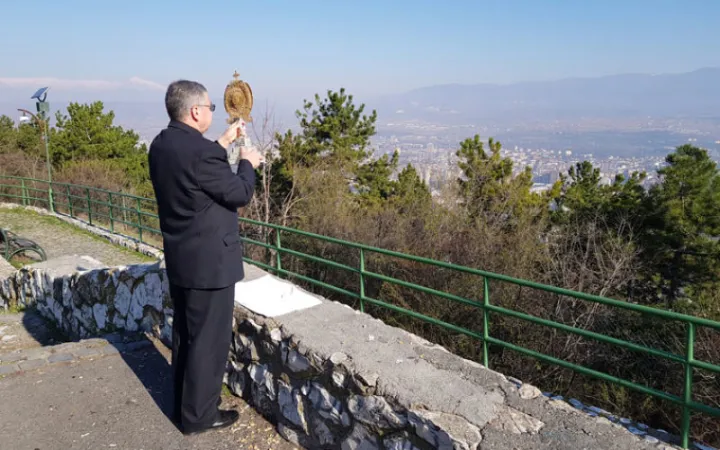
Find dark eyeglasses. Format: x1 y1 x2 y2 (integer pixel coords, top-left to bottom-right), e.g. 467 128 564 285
196 103 216 112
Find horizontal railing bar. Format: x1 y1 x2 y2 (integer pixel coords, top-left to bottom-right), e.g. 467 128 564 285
278 247 359 274
0 185 47 194
486 304 687 364
689 358 720 374
362 294 486 340
487 336 681 404
0 193 25 200
363 270 484 309
243 236 360 274
1 176 147 201
243 258 281 274
688 400 720 418
242 237 276 250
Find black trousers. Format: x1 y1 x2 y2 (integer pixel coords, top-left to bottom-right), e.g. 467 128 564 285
169 283 234 429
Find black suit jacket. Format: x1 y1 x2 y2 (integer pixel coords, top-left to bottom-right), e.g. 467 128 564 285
148 120 256 289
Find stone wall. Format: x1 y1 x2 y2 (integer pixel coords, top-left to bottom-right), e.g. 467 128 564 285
0 260 173 343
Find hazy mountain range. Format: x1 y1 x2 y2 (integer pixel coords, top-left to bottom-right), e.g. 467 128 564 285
373 67 720 124
1 67 719 138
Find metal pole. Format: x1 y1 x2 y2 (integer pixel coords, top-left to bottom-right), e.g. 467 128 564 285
43 119 53 212
681 322 695 449
483 277 490 368
275 230 282 273
359 248 365 313
17 107 53 211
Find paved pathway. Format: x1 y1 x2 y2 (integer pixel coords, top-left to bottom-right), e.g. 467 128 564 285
0 330 298 450
0 207 154 267
0 312 64 354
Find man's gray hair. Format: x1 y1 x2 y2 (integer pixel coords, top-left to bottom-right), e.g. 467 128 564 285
165 80 208 121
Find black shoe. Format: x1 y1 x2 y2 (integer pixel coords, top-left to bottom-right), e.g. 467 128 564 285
182 409 239 436
173 398 222 427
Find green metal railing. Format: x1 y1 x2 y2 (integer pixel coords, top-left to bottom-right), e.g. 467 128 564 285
1 175 718 448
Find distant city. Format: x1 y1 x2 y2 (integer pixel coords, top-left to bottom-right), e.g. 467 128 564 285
371 119 720 196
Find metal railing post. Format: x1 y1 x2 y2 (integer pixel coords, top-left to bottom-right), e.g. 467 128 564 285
66 185 74 217
48 182 54 212
275 230 282 273
122 195 128 228
359 248 366 313
20 179 27 206
483 277 490 368
135 198 143 242
108 192 114 233
681 323 695 449
86 188 92 224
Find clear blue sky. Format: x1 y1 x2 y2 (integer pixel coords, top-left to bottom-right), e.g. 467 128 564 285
1 0 718 100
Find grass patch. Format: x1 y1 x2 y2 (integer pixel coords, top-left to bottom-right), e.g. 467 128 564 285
0 206 157 262
0 304 25 314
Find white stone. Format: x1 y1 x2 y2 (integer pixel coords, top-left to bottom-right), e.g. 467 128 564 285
278 381 308 432
249 363 275 400
518 384 542 399
92 303 107 329
114 282 131 317
347 395 407 429
332 370 346 388
143 272 164 312
486 406 544 435
287 349 311 372
309 383 349 427
330 352 348 364
129 282 146 320
61 277 73 308
409 409 482 450
125 315 139 332
355 371 379 387
111 312 124 330
270 328 282 342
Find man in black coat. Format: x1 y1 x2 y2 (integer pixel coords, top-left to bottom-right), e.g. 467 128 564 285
148 79 262 435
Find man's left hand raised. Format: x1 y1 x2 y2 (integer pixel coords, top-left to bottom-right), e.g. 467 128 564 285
217 120 245 149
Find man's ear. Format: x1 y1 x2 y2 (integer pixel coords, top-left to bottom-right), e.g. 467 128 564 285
189 106 199 122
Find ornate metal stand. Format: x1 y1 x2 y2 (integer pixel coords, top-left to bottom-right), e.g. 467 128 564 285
223 71 256 171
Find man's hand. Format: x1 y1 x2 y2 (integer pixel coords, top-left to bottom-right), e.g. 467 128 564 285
240 147 264 169
217 120 244 149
